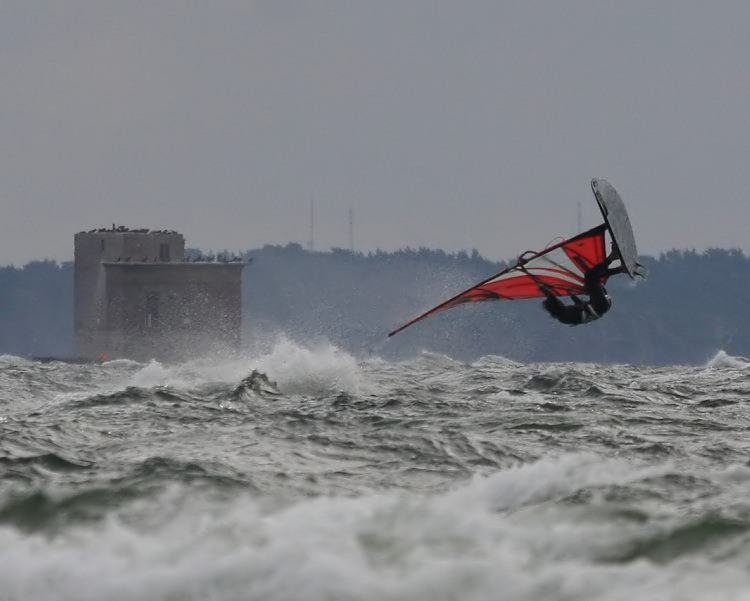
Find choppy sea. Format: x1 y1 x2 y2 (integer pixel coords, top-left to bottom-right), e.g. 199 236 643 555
2 339 750 600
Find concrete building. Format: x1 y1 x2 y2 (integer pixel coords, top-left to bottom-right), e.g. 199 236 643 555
75 226 246 362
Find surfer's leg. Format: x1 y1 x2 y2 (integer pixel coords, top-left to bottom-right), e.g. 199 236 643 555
587 284 612 316
586 262 610 282
543 295 584 325
542 294 564 317
607 265 627 276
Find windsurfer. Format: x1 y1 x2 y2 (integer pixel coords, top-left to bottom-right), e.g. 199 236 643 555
540 251 624 326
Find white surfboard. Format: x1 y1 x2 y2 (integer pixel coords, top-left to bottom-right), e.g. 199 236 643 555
591 178 642 279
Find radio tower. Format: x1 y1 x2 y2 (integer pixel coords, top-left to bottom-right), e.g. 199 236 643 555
349 207 354 251
308 197 315 252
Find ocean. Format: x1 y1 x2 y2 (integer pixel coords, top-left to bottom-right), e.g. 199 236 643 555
2 339 750 600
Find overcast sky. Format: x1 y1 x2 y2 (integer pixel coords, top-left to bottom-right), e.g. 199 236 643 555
2 1 749 267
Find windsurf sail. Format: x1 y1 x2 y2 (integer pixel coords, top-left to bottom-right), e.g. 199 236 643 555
387 224 609 337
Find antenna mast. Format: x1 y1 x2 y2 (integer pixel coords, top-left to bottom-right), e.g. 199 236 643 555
349 207 354 251
308 197 315 251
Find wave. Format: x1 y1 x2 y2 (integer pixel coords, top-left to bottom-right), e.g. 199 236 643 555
5 343 750 599
705 350 750 369
2 454 749 600
121 336 363 397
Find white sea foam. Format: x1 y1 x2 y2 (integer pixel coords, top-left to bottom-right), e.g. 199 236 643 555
123 336 363 396
705 349 750 369
251 335 362 395
1 455 747 601
441 453 645 513
0 353 32 365
5 354 750 600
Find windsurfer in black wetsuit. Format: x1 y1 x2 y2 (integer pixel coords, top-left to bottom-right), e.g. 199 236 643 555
540 252 625 326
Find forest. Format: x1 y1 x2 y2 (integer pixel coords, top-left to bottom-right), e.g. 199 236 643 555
1 245 747 365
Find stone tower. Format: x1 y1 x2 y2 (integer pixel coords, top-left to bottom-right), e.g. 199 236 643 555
74 226 245 362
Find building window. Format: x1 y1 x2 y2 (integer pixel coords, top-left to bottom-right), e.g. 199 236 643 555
159 243 170 262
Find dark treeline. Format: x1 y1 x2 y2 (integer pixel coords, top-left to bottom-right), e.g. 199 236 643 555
0 260 74 358
1 246 748 365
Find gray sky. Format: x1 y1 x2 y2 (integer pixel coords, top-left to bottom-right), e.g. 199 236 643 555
2 1 749 267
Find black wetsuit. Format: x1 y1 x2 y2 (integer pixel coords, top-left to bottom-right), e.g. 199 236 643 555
542 262 618 325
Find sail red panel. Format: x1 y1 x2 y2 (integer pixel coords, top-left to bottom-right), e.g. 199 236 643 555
388 225 608 337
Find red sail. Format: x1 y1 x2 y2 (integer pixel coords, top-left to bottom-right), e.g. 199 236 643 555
388 225 608 337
